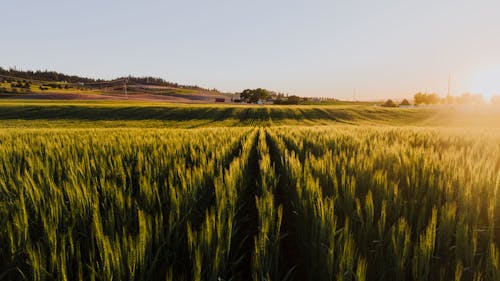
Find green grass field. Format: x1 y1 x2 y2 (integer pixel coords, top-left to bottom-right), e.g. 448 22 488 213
0 81 95 94
1 101 500 280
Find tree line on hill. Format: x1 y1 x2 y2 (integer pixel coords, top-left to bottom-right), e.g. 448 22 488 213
0 67 102 84
0 67 217 92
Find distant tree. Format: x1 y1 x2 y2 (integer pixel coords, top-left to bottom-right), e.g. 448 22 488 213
414 92 440 105
400 99 411 106
240 88 271 103
414 93 424 104
427 93 440 104
287 95 302 105
456 93 484 105
382 99 397 107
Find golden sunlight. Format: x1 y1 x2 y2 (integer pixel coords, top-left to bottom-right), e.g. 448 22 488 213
468 67 500 102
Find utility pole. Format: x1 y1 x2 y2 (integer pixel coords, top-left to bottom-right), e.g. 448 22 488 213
124 79 128 99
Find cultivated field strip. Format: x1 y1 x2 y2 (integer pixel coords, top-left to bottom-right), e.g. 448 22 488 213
1 127 500 280
0 102 445 128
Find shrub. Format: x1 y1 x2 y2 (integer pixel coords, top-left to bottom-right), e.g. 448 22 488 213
382 99 397 107
400 99 411 106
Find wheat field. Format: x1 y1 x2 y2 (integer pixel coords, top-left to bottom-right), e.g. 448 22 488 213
1 102 500 280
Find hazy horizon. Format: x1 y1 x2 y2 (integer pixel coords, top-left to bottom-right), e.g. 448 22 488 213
2 0 500 100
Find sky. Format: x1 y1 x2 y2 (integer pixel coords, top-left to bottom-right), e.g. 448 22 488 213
2 0 500 100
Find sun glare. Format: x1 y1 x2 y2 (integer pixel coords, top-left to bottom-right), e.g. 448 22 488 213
468 67 500 102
